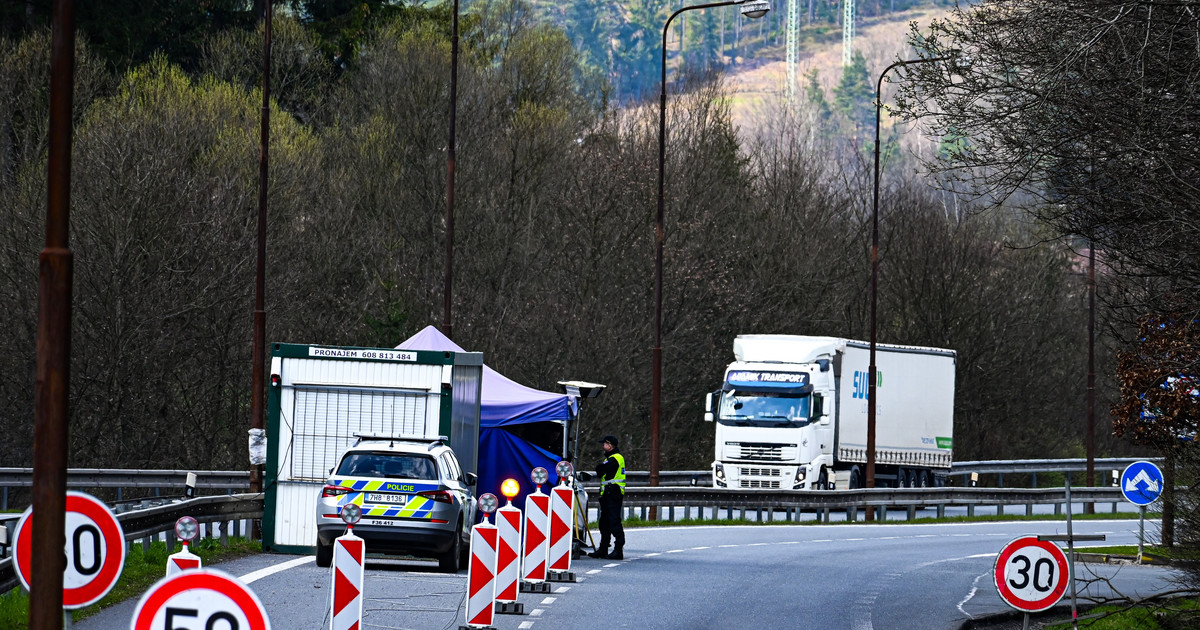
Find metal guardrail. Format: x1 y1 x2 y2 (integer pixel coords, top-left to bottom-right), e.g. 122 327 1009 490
588 485 1138 528
0 493 262 596
621 458 1162 487
0 468 250 510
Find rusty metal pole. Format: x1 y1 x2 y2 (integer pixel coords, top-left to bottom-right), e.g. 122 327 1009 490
250 0 271 521
443 0 459 340
31 0 75 627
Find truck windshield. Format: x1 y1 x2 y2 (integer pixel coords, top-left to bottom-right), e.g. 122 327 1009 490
717 392 811 427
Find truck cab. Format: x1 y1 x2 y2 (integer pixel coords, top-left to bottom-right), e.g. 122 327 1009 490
706 360 835 490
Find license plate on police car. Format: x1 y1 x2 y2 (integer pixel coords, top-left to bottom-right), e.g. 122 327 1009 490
366 493 406 505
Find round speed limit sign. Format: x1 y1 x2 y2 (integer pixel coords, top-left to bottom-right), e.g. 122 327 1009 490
994 536 1070 612
131 569 271 630
12 491 127 609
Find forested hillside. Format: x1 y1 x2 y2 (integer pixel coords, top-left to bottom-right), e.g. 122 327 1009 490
0 0 1141 475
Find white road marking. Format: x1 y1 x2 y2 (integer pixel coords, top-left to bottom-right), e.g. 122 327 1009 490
604 563 620 567
238 556 314 584
554 586 571 593
586 569 602 574
957 571 992 617
530 609 544 617
519 622 536 629
540 597 556 604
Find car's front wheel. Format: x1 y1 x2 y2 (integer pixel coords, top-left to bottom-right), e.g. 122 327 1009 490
438 523 462 573
316 538 333 568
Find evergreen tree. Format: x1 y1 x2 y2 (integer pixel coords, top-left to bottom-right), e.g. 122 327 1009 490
832 50 874 135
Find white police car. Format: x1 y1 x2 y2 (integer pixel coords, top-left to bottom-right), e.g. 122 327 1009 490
315 434 477 572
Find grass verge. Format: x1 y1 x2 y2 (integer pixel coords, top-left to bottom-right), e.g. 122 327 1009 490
1044 596 1200 628
0 537 261 630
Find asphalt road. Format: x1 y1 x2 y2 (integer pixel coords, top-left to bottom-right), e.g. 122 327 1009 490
72 518 1179 630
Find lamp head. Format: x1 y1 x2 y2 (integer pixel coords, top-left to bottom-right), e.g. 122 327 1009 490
175 516 199 543
740 0 770 19
340 502 362 526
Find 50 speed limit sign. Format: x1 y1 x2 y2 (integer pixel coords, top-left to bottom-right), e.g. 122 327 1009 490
12 491 127 608
131 569 271 630
994 536 1070 612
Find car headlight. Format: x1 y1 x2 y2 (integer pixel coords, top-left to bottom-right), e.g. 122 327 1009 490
794 468 807 483
714 463 725 480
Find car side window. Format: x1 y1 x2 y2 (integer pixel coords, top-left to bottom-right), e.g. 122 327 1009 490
441 453 463 483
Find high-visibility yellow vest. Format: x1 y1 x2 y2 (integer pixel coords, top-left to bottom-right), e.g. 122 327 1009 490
602 453 626 494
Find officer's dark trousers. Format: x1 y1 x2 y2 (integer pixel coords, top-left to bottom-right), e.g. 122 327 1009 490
598 488 625 551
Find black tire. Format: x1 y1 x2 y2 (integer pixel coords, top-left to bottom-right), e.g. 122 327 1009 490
458 526 470 569
917 470 932 488
817 467 829 490
439 523 463 573
316 539 333 568
849 465 863 489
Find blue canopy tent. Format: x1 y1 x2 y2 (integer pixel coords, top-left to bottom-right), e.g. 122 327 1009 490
397 326 577 509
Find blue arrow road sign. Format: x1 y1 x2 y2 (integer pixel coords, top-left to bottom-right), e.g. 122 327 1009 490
1120 461 1164 506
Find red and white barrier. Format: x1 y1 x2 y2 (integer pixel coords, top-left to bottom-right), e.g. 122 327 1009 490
521 489 550 583
548 484 575 573
494 504 523 613
166 542 201 577
330 531 364 630
464 520 498 628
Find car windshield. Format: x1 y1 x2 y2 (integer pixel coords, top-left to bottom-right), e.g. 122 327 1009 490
336 452 438 481
717 392 811 427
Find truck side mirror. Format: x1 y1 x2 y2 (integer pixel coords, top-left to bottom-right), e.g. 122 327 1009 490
704 392 714 422
466 472 477 487
813 394 829 424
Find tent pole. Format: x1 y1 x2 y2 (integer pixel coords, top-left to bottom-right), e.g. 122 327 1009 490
572 405 583 464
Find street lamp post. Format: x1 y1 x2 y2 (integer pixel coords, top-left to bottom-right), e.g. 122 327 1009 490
652 0 770 491
868 56 950 507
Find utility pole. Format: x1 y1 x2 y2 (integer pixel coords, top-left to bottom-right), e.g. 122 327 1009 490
842 0 855 66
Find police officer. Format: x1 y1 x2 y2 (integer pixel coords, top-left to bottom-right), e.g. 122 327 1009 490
588 435 626 559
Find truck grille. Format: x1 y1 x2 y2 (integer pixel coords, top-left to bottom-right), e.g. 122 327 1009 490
729 443 787 461
740 467 782 477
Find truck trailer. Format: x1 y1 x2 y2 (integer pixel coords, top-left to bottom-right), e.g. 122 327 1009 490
704 335 956 490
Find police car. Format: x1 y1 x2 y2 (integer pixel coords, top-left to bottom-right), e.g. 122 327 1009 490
315 434 477 572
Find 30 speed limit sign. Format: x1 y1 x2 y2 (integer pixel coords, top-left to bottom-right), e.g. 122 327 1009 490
131 569 271 630
994 536 1070 612
12 491 127 608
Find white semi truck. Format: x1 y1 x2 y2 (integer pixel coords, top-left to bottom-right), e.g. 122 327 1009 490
704 335 956 490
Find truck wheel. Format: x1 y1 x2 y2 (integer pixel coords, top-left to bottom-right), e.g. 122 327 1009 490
916 470 931 488
439 523 463 573
316 539 333 568
849 466 862 489
817 468 829 490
